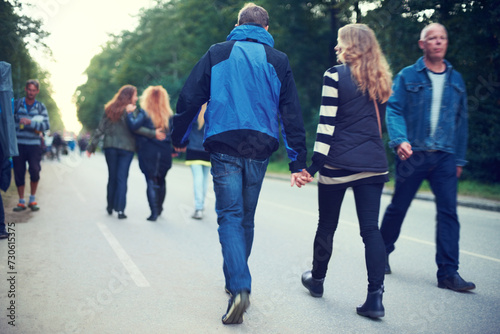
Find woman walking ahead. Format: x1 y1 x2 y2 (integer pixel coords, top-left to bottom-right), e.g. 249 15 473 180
299 24 392 318
87 85 140 219
186 103 211 220
126 85 173 222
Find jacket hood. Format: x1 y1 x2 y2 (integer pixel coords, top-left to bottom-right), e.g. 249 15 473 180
227 24 274 47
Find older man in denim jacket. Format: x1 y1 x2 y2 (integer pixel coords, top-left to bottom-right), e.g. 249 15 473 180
380 23 474 292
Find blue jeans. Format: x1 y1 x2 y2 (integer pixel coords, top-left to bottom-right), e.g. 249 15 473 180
191 164 210 210
210 152 269 295
380 151 460 281
104 148 134 212
313 182 385 292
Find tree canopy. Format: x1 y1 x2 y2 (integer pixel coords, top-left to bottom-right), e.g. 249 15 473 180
0 0 64 131
75 0 499 182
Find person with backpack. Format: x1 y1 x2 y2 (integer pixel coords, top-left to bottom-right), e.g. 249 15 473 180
12 79 50 212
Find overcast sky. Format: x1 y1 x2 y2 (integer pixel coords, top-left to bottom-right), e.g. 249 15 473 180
22 0 158 132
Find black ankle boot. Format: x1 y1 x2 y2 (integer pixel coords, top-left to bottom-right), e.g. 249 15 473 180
385 253 391 275
146 179 160 222
356 287 385 318
147 213 158 221
301 271 324 297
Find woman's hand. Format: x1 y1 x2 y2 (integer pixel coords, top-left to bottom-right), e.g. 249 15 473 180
155 128 166 140
125 104 136 113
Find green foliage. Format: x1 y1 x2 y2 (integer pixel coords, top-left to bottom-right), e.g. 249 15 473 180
363 0 500 182
75 0 500 184
0 0 64 132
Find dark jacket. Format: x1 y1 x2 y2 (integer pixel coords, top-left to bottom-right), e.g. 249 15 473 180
186 122 210 162
307 64 388 176
172 24 307 172
126 108 172 177
87 111 136 153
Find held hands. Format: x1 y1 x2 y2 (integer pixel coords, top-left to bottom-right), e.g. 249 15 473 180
397 142 413 160
291 169 313 188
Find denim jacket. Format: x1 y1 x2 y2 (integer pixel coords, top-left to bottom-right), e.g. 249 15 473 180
386 57 468 166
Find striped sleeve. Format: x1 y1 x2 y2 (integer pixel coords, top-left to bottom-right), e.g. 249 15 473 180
306 68 339 176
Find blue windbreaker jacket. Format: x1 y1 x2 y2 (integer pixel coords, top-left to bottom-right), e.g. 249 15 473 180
172 24 307 172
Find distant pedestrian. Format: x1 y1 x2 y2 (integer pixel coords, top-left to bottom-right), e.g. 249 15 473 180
126 85 172 222
86 85 138 219
380 23 474 292
12 79 50 212
185 103 210 220
77 134 89 155
299 24 392 318
43 131 53 160
51 131 63 161
0 61 18 239
172 3 310 325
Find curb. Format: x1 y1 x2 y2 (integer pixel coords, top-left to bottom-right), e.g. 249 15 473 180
265 172 500 213
382 189 500 213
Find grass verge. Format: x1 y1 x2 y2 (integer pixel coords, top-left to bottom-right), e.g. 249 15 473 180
267 161 500 201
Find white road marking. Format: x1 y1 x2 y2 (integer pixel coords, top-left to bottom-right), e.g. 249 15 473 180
266 201 500 263
96 221 150 287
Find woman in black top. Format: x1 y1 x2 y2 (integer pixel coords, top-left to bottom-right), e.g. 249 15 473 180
300 24 393 318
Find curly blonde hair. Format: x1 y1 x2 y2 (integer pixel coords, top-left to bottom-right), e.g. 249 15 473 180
139 85 173 130
105 85 137 122
337 24 392 103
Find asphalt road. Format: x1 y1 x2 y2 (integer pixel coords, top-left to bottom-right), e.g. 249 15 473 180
0 152 499 334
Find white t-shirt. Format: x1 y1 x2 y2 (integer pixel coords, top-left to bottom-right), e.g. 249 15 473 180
427 69 446 136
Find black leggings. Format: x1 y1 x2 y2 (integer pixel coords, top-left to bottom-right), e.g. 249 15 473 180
312 182 385 292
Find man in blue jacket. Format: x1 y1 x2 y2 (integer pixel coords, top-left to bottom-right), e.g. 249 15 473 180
380 23 474 291
172 3 310 325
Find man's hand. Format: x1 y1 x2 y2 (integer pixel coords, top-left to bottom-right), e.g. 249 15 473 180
397 142 413 160
291 169 313 188
19 118 31 125
457 166 463 178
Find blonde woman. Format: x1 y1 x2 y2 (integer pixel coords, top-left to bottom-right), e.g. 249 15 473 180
300 24 392 318
185 103 211 220
126 86 173 221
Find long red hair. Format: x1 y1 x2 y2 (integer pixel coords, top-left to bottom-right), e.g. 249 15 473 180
104 85 137 122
